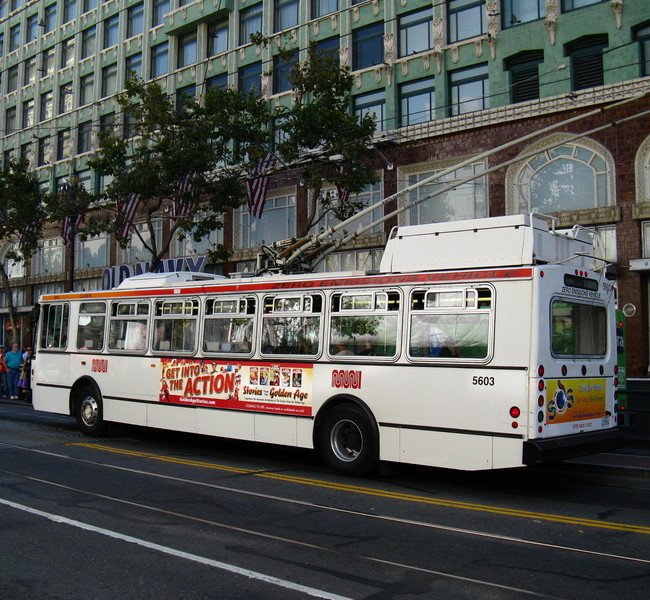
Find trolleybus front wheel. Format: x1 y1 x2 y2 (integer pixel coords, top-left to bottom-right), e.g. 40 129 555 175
75 387 107 436
318 404 377 476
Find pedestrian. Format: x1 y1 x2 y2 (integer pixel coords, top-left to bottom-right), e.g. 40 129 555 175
19 347 32 402
4 343 23 400
0 346 7 397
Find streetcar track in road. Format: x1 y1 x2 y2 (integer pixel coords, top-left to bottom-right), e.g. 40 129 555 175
71 441 650 536
1 440 649 569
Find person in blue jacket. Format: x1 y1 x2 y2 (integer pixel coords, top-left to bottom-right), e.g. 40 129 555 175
4 343 23 400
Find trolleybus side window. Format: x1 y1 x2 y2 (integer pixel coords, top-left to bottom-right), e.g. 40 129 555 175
261 293 322 356
551 299 607 357
76 302 107 351
408 287 492 360
152 299 199 353
40 303 70 350
108 301 150 353
328 290 401 358
203 297 255 354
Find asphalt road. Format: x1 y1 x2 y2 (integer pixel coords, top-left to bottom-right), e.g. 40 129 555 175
1 401 649 599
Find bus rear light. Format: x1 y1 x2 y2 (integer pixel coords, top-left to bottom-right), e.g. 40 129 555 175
537 395 544 407
537 411 544 423
561 365 567 376
509 406 521 418
614 390 618 400
614 377 619 387
614 403 619 413
614 365 619 375
538 426 543 433
581 365 587 376
599 365 604 375
511 422 519 429
538 365 545 377
537 380 545 391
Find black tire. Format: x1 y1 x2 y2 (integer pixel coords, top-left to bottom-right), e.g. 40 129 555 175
75 386 107 436
317 404 377 476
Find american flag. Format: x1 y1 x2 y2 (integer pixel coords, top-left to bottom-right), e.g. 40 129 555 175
247 153 277 219
61 214 84 247
120 192 141 238
171 171 196 219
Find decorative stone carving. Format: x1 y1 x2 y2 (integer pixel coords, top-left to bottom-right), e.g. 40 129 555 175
353 7 360 22
401 61 409 77
331 15 338 30
239 48 246 61
354 73 362 88
384 33 395 64
339 46 350 68
432 51 442 74
372 0 379 15
610 0 623 29
486 0 499 59
313 21 320 36
475 39 483 58
423 54 430 72
451 45 459 63
261 73 270 97
374 66 383 85
433 18 444 54
545 0 558 45
221 55 227 68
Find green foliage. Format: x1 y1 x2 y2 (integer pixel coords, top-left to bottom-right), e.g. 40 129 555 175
274 43 379 233
88 78 272 267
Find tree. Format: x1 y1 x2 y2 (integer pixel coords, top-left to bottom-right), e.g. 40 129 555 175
88 78 271 270
0 159 47 344
274 44 379 241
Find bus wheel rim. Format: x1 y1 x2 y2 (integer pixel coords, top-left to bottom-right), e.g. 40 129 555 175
330 419 363 463
80 396 99 427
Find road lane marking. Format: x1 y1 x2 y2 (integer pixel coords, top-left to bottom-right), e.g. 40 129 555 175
0 496 352 600
70 442 650 536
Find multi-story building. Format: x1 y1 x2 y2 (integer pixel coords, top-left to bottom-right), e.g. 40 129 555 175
1 0 650 384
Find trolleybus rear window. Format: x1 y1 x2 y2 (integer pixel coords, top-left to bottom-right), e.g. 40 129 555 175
551 300 607 357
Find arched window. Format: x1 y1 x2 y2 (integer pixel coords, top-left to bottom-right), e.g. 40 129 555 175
635 134 650 203
508 136 614 214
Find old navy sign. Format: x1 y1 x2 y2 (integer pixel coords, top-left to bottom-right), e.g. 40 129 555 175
101 255 206 290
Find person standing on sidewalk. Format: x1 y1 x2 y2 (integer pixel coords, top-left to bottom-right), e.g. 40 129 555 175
4 343 23 400
0 347 7 397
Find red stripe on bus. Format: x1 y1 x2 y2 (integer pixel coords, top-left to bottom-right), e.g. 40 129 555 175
40 267 534 302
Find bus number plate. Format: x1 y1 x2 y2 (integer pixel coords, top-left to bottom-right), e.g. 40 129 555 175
472 376 495 386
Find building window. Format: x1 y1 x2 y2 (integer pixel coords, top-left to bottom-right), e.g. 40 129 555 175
353 89 386 131
311 182 383 235
239 3 263 46
503 0 545 28
312 0 338 18
63 0 77 23
41 48 55 78
61 37 75 69
152 0 170 27
9 24 21 53
562 0 606 10
400 77 435 126
99 112 116 135
0 33 4 58
123 113 138 139
314 248 383 273
400 161 487 225
81 25 97 59
44 4 57 32
353 22 384 70
56 129 72 160
238 62 262 95
118 221 163 264
176 85 196 110
208 21 228 56
21 142 35 168
275 0 299 32
22 99 34 129
448 0 486 43
565 34 608 91
26 14 39 43
104 15 119 49
206 73 228 90
38 137 53 166
7 65 19 93
236 193 296 249
398 7 432 57
172 214 224 257
273 51 298 94
5 107 17 135
77 121 92 153
83 0 97 13
151 42 169 77
32 238 64 275
75 233 110 269
449 63 489 116
125 53 142 80
636 23 650 77
505 50 543 103
59 82 73 114
24 57 37 85
512 140 613 213
79 73 94 106
39 91 53 122
315 36 339 58
126 3 144 38
101 64 118 97
177 32 198 67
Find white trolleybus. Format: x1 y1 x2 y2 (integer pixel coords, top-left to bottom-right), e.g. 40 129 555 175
32 214 622 475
